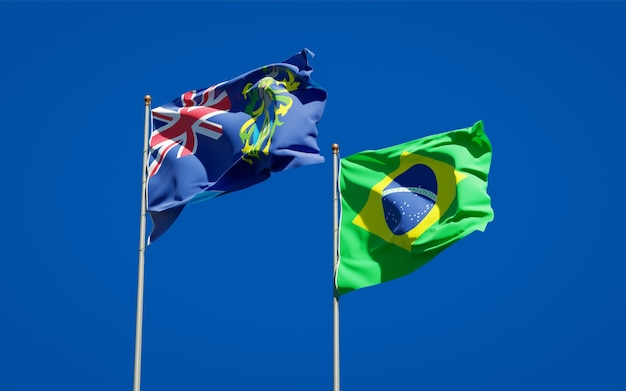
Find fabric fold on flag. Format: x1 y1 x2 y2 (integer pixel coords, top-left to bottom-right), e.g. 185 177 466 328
336 121 494 295
147 49 327 244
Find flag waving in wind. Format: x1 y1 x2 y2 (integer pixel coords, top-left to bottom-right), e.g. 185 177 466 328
147 49 327 243
336 121 494 295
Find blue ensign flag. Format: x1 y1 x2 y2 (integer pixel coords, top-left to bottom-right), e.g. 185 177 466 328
147 49 327 244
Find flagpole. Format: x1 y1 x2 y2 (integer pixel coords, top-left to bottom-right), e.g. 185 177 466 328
332 143 340 391
133 94 151 391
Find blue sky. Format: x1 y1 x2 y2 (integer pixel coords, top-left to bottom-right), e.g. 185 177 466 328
1 1 625 390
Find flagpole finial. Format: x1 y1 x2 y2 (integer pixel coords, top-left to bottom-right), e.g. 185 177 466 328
332 143 339 154
144 95 152 105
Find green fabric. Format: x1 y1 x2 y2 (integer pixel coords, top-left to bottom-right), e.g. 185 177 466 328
336 121 494 295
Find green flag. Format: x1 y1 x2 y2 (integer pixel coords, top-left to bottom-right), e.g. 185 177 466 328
336 121 494 295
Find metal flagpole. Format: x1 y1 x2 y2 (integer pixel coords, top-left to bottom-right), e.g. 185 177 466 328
332 143 340 391
133 95 151 391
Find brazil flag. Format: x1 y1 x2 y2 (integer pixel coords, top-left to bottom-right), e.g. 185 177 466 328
336 121 494 295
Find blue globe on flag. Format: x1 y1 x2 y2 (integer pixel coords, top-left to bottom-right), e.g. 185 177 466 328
381 164 438 235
